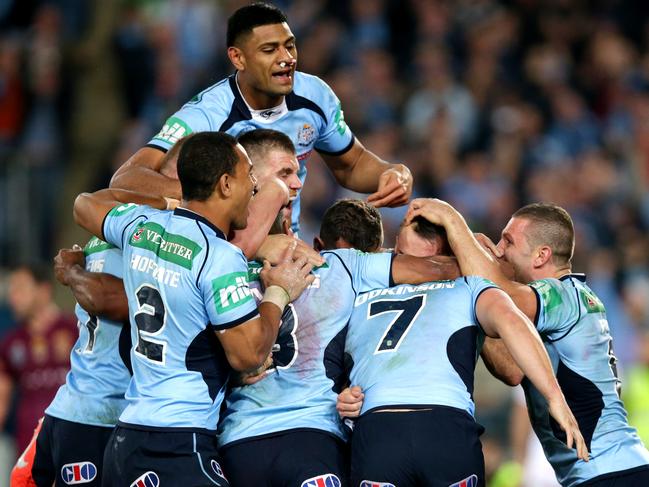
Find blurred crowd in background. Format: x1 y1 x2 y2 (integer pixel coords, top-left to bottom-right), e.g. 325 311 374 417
1 0 648 484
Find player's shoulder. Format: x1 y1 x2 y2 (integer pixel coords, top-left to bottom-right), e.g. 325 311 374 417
293 71 336 102
181 76 236 113
529 276 576 301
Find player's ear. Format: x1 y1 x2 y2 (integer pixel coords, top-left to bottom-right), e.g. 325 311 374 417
313 236 324 251
228 46 245 71
219 172 232 198
534 245 552 268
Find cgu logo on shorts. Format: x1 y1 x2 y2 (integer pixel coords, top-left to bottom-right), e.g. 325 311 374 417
301 474 341 487
360 481 395 487
130 471 160 487
60 462 97 485
449 474 478 487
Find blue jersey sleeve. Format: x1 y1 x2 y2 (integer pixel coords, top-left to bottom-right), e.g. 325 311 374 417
464 276 499 326
148 107 212 151
102 203 146 250
201 246 259 330
529 278 580 336
311 77 354 155
324 249 392 294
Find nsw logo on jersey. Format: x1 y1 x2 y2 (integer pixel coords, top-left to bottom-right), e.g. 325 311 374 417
61 462 97 484
130 471 160 487
153 116 192 145
212 272 253 314
301 474 341 487
297 123 316 147
449 474 478 487
360 481 395 487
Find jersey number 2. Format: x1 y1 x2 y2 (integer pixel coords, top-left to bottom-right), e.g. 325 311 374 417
134 285 167 364
368 295 426 354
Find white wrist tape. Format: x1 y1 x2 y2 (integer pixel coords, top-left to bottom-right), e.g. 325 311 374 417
261 285 290 310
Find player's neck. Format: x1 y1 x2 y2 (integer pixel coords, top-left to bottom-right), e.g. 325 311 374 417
529 264 572 282
181 200 231 238
236 73 284 110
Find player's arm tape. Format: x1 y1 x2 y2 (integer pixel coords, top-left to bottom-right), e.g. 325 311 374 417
261 285 291 310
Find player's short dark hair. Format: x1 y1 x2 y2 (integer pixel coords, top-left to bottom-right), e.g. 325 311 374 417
320 199 383 252
177 132 240 202
227 2 288 48
237 129 295 161
410 216 452 256
513 203 575 265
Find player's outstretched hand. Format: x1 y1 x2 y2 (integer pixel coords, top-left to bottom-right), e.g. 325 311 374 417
261 241 315 302
548 396 590 462
53 246 85 286
404 198 456 226
257 234 324 267
336 386 364 419
367 164 412 208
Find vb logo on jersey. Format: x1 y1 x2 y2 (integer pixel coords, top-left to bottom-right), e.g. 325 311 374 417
360 481 395 487
61 462 97 484
130 471 159 487
449 474 478 487
301 474 341 487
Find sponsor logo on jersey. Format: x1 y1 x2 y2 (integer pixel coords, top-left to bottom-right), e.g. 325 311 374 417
297 123 316 147
301 474 341 487
210 459 226 478
360 481 395 487
334 102 348 135
530 280 563 313
153 116 192 145
84 236 117 256
130 471 159 487
449 474 478 487
61 462 97 484
212 272 253 314
129 222 202 270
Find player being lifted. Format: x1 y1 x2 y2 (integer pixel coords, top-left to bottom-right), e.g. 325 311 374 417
110 2 412 234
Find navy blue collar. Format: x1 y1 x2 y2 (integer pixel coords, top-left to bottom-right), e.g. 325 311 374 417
559 273 586 282
173 208 226 240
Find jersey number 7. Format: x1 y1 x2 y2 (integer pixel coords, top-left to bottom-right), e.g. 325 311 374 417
368 294 426 354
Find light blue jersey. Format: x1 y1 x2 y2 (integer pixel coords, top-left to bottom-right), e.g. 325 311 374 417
148 72 354 232
46 237 132 427
346 276 495 417
102 204 259 432
218 249 393 447
524 274 649 486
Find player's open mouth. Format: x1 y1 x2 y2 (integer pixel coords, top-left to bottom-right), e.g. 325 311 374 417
272 68 292 83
